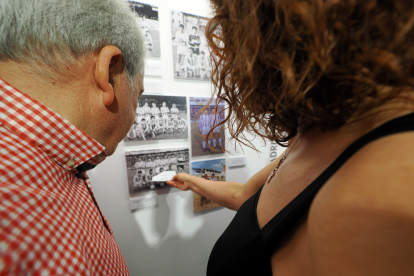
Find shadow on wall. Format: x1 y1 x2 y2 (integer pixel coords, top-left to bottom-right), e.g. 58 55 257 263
119 188 234 276
88 149 244 276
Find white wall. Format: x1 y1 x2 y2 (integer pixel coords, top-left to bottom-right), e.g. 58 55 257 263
88 0 279 275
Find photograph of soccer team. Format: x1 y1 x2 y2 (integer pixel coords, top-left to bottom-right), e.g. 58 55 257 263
190 97 225 157
125 148 190 196
171 10 211 81
191 158 226 213
128 1 160 57
125 95 188 141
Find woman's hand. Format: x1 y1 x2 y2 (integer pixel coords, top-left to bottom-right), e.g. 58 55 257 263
166 173 193 191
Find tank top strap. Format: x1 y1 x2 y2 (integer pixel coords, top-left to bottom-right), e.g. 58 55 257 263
260 112 414 254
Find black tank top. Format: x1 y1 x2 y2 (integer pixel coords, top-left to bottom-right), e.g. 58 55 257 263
207 113 414 276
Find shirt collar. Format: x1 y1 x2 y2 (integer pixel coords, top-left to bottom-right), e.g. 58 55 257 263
0 78 107 172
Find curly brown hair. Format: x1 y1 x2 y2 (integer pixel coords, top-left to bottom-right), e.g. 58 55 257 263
205 0 414 148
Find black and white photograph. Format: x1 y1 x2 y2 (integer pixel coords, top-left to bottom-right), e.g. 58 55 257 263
125 95 188 141
190 97 226 157
125 148 190 197
128 1 161 57
191 158 225 213
171 10 211 81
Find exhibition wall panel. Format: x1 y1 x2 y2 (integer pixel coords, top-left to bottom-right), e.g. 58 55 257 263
88 0 279 275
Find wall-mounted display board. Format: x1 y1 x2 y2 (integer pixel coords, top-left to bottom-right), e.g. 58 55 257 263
189 97 225 156
128 1 161 57
125 148 190 197
125 95 188 141
191 158 225 213
171 10 211 81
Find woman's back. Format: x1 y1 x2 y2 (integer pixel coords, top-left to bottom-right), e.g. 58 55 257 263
168 0 414 274
208 110 414 275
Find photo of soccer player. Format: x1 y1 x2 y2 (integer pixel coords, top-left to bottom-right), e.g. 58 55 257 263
125 148 190 197
171 10 211 81
191 158 226 213
128 1 161 57
124 95 188 141
190 97 225 157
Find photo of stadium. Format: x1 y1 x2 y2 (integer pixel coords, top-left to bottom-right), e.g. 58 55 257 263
191 158 226 213
125 148 190 197
190 97 225 157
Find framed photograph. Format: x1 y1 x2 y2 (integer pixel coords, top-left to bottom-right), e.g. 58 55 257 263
125 148 190 197
128 1 161 57
171 10 211 81
189 97 225 157
191 158 226 213
125 95 188 141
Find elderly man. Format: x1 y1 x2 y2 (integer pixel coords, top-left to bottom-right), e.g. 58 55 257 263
0 0 145 275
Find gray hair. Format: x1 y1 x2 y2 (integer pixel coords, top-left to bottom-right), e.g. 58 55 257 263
0 0 146 81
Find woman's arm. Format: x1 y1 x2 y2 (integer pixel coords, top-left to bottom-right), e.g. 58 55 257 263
167 148 287 211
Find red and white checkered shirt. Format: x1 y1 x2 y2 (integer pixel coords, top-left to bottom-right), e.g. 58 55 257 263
0 78 130 275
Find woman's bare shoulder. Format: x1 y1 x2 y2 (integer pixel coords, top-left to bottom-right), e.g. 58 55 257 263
306 132 414 275
312 132 414 213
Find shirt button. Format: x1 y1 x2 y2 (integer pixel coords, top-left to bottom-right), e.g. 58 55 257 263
67 160 76 168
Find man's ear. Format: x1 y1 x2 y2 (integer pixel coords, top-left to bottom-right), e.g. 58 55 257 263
95 45 123 107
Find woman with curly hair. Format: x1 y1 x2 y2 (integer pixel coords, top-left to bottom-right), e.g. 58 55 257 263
167 0 414 275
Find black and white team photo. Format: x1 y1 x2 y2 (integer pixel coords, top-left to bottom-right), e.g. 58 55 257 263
128 1 161 57
171 10 211 81
125 148 190 196
125 95 188 141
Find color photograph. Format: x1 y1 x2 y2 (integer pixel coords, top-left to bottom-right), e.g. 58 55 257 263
171 10 211 81
129 1 161 57
125 148 190 197
191 158 226 213
125 95 188 141
190 97 225 157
